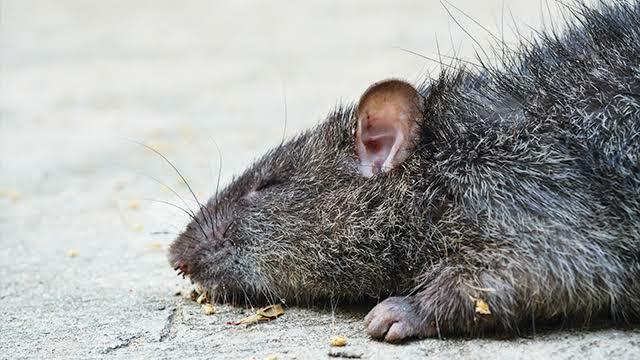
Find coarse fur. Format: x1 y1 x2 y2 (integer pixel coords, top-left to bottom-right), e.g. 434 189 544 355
168 1 640 341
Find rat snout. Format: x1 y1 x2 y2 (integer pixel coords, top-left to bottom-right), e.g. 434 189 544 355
173 259 190 277
168 199 243 285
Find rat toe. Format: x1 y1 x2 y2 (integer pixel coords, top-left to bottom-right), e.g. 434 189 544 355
366 310 397 339
365 296 426 341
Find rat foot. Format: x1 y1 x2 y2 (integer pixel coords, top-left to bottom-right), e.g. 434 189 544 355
364 296 436 342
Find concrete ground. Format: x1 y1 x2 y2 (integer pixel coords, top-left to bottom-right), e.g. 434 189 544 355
1 0 639 359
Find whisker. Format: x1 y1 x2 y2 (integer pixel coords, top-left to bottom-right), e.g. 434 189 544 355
142 198 208 240
500 0 506 60
544 0 557 34
394 47 460 70
443 0 504 45
129 139 213 230
140 197 193 221
280 81 288 146
440 0 490 61
435 35 444 73
210 138 224 220
132 170 200 223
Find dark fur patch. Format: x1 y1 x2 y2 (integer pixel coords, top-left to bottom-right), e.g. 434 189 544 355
169 1 640 336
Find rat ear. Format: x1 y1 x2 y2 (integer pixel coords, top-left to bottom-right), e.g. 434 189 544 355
354 79 423 177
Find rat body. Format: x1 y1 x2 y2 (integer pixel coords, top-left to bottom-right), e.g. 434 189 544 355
169 2 640 342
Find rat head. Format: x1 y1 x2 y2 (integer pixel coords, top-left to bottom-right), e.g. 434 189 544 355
168 79 434 304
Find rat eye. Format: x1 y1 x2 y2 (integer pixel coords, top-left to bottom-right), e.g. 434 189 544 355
255 177 284 191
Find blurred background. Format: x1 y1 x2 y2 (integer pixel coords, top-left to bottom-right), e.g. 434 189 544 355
3 1 606 358
1 0 558 258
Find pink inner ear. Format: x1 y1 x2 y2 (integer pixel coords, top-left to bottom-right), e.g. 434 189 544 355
356 107 415 177
357 117 400 176
355 79 421 177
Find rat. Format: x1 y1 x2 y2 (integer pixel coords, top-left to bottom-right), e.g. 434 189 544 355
168 1 640 342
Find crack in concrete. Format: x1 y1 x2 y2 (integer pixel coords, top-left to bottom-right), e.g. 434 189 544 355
99 303 179 354
0 293 14 300
101 334 143 354
159 305 178 342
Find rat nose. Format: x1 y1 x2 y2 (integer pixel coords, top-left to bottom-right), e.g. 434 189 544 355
174 260 190 277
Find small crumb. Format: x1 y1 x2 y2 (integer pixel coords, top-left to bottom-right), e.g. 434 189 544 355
264 355 278 360
330 335 348 347
147 242 163 250
130 223 144 232
67 249 79 258
0 188 20 202
127 199 140 210
174 291 182 296
202 303 216 315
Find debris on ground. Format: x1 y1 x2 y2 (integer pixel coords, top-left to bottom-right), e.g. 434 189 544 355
227 304 284 326
202 304 216 315
330 335 348 347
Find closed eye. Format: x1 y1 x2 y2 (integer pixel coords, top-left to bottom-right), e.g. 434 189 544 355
255 177 284 191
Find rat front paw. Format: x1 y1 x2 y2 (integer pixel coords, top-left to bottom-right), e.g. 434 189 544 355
364 296 436 342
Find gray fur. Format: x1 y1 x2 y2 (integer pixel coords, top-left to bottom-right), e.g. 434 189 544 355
169 1 640 340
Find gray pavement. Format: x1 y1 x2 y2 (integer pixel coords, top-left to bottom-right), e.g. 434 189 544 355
1 0 639 358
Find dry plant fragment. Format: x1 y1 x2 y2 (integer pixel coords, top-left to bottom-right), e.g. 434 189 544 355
127 199 140 210
227 304 285 326
188 285 206 302
202 304 216 315
146 242 163 250
188 289 199 301
228 313 262 325
472 297 491 315
0 188 20 202
330 335 348 347
196 292 209 304
256 304 285 318
195 284 205 294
